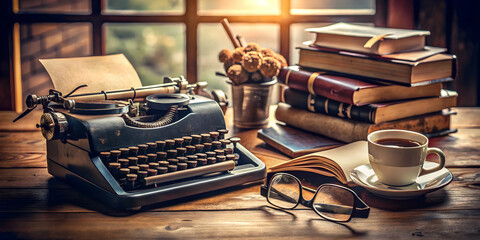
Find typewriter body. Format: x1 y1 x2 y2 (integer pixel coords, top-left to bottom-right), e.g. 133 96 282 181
16 77 266 210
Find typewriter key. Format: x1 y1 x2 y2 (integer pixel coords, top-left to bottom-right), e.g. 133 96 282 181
157 161 169 167
165 139 175 150
218 129 229 139
119 168 130 179
212 141 222 150
147 153 157 163
138 171 148 181
186 160 197 168
185 145 196 155
127 157 138 166
147 168 158 176
186 155 198 161
201 133 211 143
176 147 186 157
167 165 178 172
197 158 207 166
195 144 204 153
119 159 129 168
229 137 240 150
146 142 157 154
182 136 192 146
206 151 216 158
177 162 188 170
128 166 140 174
209 131 219 141
220 139 231 148
128 146 139 157
110 150 121 163
226 154 236 164
224 148 234 155
126 174 137 190
138 164 149 171
174 138 184 148
207 157 216 164
177 156 188 163
137 155 148 164
119 148 130 158
100 152 111 164
149 162 160 169
168 158 179 165
216 155 226 163
195 153 207 160
155 141 166 152
156 166 168 174
191 134 202 145
138 144 148 155
214 149 225 156
166 149 177 158
156 151 167 161
203 142 212 152
108 162 121 177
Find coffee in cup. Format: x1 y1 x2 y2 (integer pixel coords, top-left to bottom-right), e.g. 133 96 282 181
367 129 446 186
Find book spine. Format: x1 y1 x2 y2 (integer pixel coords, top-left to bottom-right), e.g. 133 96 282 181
278 68 357 105
283 88 376 123
275 103 452 143
275 103 370 143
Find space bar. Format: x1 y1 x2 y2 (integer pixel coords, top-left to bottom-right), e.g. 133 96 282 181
144 160 236 186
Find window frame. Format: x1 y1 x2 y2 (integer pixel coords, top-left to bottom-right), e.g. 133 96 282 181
2 0 387 112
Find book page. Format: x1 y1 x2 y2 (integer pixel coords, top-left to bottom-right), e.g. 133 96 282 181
40 54 143 95
306 23 430 39
308 141 369 182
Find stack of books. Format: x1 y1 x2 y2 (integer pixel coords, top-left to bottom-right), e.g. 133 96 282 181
259 23 458 156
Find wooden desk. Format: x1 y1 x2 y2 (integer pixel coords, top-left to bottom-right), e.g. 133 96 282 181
1 108 479 239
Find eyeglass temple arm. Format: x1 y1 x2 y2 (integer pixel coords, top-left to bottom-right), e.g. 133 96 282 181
352 196 370 218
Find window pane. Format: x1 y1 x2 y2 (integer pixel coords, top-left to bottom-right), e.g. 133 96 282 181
290 0 375 15
20 23 92 110
198 23 280 104
105 23 186 86
104 0 184 14
198 0 280 15
17 0 91 14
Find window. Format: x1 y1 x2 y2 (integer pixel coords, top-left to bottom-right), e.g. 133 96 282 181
5 0 382 111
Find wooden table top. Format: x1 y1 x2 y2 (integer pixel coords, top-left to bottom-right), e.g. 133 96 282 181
1 107 479 239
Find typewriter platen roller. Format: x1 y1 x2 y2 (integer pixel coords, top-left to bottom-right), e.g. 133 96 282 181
18 77 266 210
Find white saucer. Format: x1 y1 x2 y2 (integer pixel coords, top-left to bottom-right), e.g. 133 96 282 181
350 161 453 199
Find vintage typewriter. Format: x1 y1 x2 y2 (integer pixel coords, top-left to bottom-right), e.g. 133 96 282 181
14 76 266 210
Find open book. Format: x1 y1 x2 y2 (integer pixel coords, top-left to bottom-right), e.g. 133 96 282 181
268 141 369 184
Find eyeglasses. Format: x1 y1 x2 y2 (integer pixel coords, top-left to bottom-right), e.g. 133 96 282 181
260 173 370 222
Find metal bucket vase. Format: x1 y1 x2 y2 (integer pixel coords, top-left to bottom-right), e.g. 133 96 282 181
228 79 277 128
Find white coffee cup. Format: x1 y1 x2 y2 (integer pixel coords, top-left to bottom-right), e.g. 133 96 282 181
367 129 446 186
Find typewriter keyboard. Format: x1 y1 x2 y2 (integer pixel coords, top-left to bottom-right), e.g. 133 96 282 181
99 129 242 191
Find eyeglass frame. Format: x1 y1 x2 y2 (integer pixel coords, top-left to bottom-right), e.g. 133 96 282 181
260 172 370 222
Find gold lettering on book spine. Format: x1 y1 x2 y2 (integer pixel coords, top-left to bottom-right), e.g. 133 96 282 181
307 72 321 95
284 69 293 85
324 99 329 114
307 94 315 112
338 103 345 118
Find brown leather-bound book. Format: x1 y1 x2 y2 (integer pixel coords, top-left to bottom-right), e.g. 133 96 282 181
275 103 455 143
278 67 442 106
297 46 456 86
283 88 457 124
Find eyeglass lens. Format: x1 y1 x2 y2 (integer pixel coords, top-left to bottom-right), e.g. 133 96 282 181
313 185 354 222
267 174 300 209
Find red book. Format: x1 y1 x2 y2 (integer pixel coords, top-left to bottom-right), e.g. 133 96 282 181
278 67 443 106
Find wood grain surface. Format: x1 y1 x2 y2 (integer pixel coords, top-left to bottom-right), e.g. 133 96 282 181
0 107 479 239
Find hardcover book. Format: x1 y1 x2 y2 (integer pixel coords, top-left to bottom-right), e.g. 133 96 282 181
257 123 342 158
306 23 430 55
283 88 457 124
275 103 455 143
297 46 456 86
278 67 443 106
